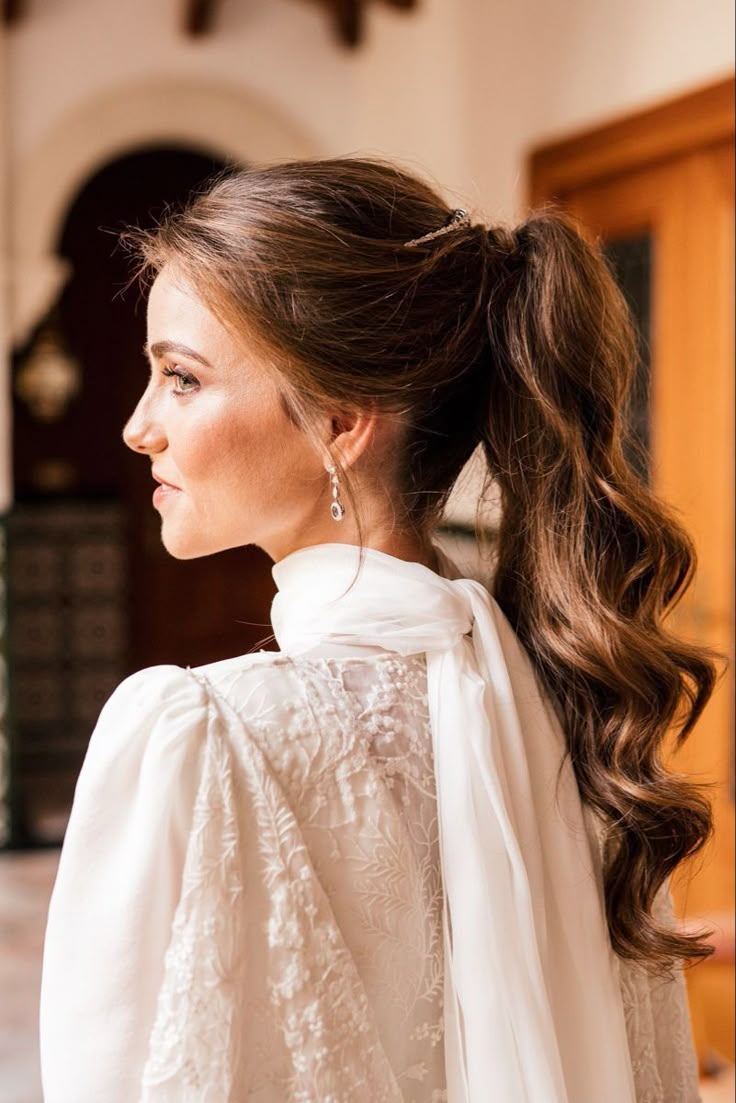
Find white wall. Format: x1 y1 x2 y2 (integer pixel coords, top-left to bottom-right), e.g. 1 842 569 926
461 0 735 214
8 0 735 210
1 0 734 513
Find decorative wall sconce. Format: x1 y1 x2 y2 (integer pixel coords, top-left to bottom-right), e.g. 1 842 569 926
15 327 82 423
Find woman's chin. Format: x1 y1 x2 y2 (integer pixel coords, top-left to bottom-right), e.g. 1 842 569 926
159 525 214 560
159 521 248 560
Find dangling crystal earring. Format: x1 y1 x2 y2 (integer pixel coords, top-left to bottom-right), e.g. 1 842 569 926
327 464 345 522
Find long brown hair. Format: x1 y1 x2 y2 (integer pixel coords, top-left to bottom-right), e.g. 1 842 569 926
129 156 725 974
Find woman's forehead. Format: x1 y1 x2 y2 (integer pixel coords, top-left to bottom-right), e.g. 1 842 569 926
147 270 229 356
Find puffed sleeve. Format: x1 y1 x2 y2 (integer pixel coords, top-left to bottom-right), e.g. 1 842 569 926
39 665 208 1103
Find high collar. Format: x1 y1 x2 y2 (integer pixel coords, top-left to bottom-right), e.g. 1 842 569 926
269 541 476 659
271 541 459 598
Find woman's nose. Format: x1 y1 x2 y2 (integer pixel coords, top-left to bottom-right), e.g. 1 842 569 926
122 394 166 455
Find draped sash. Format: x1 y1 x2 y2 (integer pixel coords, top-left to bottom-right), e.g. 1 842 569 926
271 542 637 1103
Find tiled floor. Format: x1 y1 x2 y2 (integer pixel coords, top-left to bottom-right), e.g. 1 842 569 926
1 849 733 1103
1 849 58 1103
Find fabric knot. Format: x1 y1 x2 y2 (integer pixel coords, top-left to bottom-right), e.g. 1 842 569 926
271 544 485 658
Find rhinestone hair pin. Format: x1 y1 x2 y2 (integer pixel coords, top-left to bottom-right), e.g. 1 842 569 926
404 208 471 248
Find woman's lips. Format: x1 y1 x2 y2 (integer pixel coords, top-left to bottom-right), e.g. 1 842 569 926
152 483 181 508
152 472 182 508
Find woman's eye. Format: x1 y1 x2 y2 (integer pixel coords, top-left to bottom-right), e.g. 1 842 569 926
161 365 200 395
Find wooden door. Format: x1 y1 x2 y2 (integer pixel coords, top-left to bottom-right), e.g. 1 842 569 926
529 77 735 1069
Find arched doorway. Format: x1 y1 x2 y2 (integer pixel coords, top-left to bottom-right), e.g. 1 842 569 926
8 147 276 847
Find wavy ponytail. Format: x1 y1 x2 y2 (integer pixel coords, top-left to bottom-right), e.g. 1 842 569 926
479 209 724 974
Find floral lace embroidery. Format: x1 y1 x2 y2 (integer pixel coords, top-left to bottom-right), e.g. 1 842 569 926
140 653 700 1102
140 682 245 1102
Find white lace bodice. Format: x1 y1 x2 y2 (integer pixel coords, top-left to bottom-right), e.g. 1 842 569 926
39 573 702 1102
181 653 446 1103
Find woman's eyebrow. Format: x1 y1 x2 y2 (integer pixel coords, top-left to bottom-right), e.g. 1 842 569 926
143 340 214 369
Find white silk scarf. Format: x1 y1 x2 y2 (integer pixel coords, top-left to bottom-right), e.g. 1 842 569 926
271 542 637 1103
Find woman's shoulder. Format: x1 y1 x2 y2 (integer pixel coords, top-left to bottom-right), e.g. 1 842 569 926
191 647 302 704
81 664 210 781
92 662 210 737
97 650 300 742
192 647 289 684
67 653 313 870
105 650 285 709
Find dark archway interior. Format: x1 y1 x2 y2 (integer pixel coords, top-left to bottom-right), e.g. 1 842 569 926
9 146 276 846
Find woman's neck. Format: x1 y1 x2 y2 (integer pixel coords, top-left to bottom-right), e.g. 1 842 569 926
270 524 440 575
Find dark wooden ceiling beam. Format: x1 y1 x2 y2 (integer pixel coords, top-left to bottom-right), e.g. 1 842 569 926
0 0 419 45
182 0 219 36
320 0 420 48
2 0 27 28
333 0 363 48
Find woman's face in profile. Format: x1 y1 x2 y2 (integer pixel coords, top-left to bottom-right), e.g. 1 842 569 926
123 268 325 561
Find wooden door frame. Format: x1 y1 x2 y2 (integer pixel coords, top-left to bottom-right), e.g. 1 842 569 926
528 74 734 203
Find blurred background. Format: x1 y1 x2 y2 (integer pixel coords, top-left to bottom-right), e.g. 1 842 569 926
0 1 733 1100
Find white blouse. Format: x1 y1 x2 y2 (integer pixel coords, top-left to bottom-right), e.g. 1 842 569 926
39 543 702 1103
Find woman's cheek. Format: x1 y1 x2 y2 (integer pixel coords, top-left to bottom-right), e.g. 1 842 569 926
171 404 226 479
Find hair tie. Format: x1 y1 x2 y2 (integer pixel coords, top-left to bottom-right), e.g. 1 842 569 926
485 223 525 262
404 208 471 248
512 222 532 256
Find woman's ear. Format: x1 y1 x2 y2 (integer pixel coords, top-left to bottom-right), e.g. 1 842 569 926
328 408 380 469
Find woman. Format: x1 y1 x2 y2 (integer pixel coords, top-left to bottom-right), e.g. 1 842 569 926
39 158 719 1102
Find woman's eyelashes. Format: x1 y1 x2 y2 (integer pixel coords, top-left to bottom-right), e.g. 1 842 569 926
161 365 200 396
